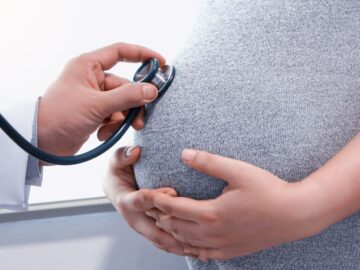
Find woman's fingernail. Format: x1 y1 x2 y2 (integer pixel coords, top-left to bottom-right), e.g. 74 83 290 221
124 146 136 158
142 85 157 100
182 149 197 162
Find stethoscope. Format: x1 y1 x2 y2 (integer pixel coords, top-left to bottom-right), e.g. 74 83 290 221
0 58 175 165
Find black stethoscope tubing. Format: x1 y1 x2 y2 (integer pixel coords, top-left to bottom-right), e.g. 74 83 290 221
0 58 174 165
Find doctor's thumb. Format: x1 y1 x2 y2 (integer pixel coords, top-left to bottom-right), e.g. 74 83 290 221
99 83 158 116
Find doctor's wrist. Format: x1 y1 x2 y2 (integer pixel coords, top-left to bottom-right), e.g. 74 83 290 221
37 97 85 159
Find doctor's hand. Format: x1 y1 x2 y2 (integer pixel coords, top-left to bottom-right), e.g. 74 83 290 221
37 43 165 158
103 146 190 256
145 149 327 260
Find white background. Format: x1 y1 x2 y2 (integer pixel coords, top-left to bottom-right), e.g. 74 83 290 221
0 0 199 204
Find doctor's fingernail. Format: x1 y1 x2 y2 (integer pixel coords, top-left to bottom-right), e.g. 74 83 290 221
142 85 157 100
182 149 197 162
125 146 136 158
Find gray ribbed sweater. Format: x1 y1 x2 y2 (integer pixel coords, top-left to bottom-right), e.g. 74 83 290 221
134 0 360 269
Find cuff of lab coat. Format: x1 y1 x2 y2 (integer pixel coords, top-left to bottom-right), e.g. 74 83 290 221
0 98 41 210
25 97 43 187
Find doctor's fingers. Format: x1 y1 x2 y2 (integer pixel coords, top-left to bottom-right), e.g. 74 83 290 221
103 74 145 130
103 73 146 130
97 107 145 141
98 82 157 120
103 73 131 90
133 215 189 256
78 42 166 71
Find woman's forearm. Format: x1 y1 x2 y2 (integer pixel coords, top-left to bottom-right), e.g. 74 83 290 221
304 132 360 230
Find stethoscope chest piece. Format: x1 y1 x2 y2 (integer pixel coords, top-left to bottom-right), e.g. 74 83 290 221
133 58 175 97
0 58 176 165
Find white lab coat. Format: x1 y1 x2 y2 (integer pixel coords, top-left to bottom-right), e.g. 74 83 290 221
0 99 42 210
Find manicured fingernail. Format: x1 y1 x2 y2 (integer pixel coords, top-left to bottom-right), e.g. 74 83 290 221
182 149 197 162
124 146 136 158
142 85 157 100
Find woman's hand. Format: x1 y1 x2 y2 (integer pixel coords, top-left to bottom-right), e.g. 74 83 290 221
103 146 190 256
144 149 326 260
38 42 165 157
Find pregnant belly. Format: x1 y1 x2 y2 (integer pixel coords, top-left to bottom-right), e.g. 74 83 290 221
133 53 360 200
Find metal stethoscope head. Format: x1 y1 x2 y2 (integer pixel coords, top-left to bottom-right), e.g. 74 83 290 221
133 58 175 97
0 58 176 165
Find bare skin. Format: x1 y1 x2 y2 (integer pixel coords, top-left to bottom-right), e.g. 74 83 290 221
105 132 360 261
37 42 166 159
102 146 193 257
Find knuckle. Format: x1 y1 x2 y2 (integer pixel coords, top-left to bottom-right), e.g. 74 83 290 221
114 195 126 212
135 189 152 209
158 214 170 224
73 54 89 65
150 211 159 221
87 59 102 71
111 42 125 49
133 196 142 210
138 189 151 203
166 219 176 231
201 205 221 223
161 204 173 216
71 54 103 71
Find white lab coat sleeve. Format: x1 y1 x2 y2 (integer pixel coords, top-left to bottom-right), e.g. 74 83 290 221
0 98 43 210
25 98 43 188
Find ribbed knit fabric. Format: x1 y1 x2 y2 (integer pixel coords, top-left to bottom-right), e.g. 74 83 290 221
134 1 360 269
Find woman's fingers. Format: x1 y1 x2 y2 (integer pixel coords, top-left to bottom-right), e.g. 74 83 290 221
156 187 177 197
149 192 213 222
145 209 211 247
110 146 141 169
133 214 190 256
